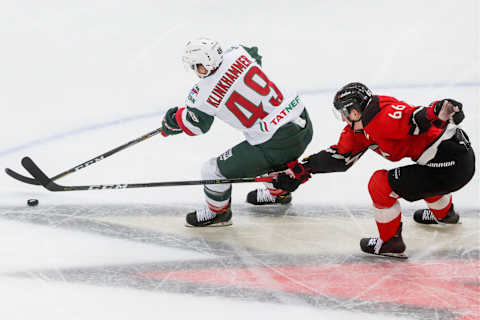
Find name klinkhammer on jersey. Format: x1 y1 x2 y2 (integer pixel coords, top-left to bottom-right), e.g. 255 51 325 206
207 55 253 107
426 161 455 168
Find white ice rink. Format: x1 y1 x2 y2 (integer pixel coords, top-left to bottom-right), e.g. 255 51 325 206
1 1 479 319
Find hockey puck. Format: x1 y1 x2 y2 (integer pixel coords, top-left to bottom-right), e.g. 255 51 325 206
27 199 39 207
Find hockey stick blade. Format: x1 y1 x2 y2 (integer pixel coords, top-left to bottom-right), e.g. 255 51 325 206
5 168 40 185
21 157 64 191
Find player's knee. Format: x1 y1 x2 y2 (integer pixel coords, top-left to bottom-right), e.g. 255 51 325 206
368 170 389 194
368 170 396 208
201 158 231 193
201 158 223 179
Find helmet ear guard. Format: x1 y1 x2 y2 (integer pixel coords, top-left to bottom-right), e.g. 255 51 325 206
182 37 223 78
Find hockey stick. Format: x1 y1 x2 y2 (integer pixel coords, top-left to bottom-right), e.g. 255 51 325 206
21 156 273 192
5 127 167 185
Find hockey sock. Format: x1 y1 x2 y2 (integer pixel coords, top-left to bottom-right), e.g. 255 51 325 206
201 158 232 213
424 194 452 219
204 185 231 213
376 213 402 242
369 170 402 241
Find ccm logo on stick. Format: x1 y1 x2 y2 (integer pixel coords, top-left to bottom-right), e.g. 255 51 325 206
88 184 128 190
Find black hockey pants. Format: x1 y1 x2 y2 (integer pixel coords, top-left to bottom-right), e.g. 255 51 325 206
388 128 475 202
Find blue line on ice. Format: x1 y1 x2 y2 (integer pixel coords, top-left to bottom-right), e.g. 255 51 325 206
0 111 164 158
1 82 479 158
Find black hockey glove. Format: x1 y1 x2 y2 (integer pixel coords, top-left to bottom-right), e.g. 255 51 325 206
161 107 183 136
432 99 465 125
272 161 311 192
273 173 302 192
302 153 323 173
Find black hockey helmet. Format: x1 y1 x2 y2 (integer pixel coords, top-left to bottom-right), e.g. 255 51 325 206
333 82 373 118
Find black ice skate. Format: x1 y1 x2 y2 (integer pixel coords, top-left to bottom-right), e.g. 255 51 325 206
360 223 407 259
413 204 459 225
185 207 232 227
246 188 292 205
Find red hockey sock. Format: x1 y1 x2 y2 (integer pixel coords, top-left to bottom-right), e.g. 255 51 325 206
425 194 452 219
376 214 402 242
369 170 402 241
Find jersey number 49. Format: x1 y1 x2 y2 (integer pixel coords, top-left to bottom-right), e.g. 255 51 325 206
226 66 283 128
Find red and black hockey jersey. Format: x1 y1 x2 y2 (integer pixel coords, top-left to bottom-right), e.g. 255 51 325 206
305 95 453 173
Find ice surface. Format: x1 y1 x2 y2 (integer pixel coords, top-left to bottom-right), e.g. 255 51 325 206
0 1 479 319
1 204 478 320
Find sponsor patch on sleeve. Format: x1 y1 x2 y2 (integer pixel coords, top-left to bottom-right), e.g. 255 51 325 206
186 84 200 107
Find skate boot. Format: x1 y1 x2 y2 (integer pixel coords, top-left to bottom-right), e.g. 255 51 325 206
413 204 459 225
360 223 407 259
246 188 292 205
185 207 232 227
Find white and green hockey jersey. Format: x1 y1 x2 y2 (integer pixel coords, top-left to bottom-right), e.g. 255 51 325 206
175 45 305 145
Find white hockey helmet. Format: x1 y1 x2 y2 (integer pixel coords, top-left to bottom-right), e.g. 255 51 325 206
182 37 223 78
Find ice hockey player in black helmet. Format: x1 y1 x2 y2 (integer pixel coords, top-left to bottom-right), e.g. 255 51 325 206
333 82 373 121
269 81 475 258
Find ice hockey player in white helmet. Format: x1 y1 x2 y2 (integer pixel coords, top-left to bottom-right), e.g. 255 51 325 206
161 37 313 227
182 38 223 78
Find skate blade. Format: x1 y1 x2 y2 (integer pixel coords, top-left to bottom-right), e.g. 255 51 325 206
379 252 408 259
437 220 461 226
184 220 233 228
362 251 408 259
419 220 462 227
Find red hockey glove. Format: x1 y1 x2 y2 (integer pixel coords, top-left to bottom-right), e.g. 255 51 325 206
287 160 311 182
